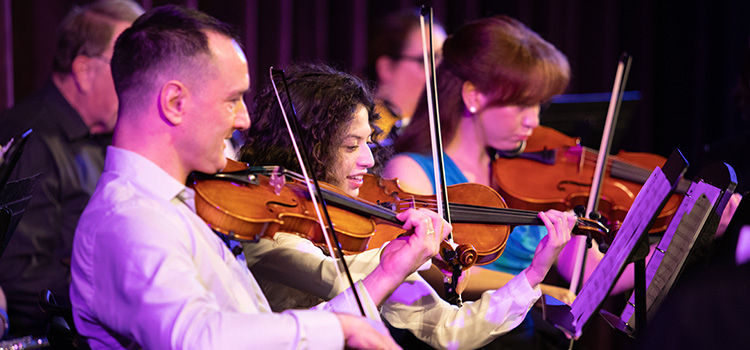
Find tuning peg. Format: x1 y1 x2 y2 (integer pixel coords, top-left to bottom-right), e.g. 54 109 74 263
589 211 602 221
574 205 586 217
598 242 610 253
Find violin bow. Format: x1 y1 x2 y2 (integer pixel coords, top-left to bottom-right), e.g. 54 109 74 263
420 7 449 221
269 67 376 319
568 53 633 293
419 6 464 306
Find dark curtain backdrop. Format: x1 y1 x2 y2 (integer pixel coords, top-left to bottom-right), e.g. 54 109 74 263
1 0 749 347
4 0 750 176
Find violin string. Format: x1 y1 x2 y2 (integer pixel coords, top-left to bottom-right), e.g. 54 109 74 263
611 160 654 180
396 199 541 218
395 199 600 230
397 197 535 214
578 149 655 182
578 151 634 174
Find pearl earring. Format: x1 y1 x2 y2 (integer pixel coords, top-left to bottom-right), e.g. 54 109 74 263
469 106 477 113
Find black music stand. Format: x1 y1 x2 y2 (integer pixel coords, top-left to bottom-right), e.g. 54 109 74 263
0 129 31 190
541 150 688 339
635 194 750 350
0 129 38 260
0 175 40 260
600 162 737 338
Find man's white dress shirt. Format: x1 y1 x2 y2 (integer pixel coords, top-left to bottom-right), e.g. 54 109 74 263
70 147 374 349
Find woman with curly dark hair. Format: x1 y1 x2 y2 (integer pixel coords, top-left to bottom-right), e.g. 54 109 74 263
240 63 387 186
239 62 575 350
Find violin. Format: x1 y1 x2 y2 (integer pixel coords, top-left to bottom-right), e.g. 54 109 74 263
359 174 612 264
189 159 398 253
189 159 611 269
491 126 692 233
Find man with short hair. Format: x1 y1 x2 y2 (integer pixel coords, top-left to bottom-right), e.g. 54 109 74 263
0 0 143 338
70 5 449 349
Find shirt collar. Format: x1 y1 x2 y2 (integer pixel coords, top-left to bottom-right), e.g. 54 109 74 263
104 146 187 202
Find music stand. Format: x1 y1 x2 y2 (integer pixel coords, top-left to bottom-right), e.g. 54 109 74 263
604 162 737 336
0 129 31 190
0 129 38 260
541 150 688 339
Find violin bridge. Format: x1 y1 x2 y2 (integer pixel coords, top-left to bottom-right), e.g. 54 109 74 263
270 167 284 195
578 151 585 173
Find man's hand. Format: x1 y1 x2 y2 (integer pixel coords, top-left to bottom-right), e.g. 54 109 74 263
524 210 575 287
335 313 402 350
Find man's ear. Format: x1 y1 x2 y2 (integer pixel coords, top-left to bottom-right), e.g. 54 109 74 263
70 55 94 92
159 80 188 126
461 81 483 113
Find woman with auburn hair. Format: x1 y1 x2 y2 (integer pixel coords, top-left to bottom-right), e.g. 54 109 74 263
383 15 574 349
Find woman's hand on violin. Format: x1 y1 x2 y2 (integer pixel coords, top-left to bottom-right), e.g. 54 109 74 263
363 208 452 306
539 284 576 305
387 208 452 273
441 264 471 295
717 193 742 237
524 210 575 287
431 258 472 295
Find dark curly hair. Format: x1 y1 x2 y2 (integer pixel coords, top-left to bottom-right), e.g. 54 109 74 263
239 63 385 182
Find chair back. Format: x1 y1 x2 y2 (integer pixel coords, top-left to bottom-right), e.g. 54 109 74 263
38 289 91 350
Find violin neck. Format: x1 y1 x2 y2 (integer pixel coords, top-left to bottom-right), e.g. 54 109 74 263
320 188 401 225
583 146 691 195
449 203 608 238
447 203 543 226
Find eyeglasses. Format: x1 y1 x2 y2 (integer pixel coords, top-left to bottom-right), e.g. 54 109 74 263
392 52 443 64
392 54 424 63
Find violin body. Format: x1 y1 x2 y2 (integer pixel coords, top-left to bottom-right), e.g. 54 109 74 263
492 126 685 233
191 159 383 253
359 175 509 266
191 160 507 267
190 158 609 269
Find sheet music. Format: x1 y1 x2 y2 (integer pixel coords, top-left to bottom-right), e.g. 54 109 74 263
569 167 673 337
620 180 722 325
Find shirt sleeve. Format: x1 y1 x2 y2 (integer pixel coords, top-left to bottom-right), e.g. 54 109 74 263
244 233 382 316
243 232 383 300
244 232 541 350
75 204 345 350
381 270 541 350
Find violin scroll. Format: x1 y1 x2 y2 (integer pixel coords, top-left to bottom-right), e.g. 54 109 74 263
573 216 615 253
438 241 479 271
572 204 614 253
